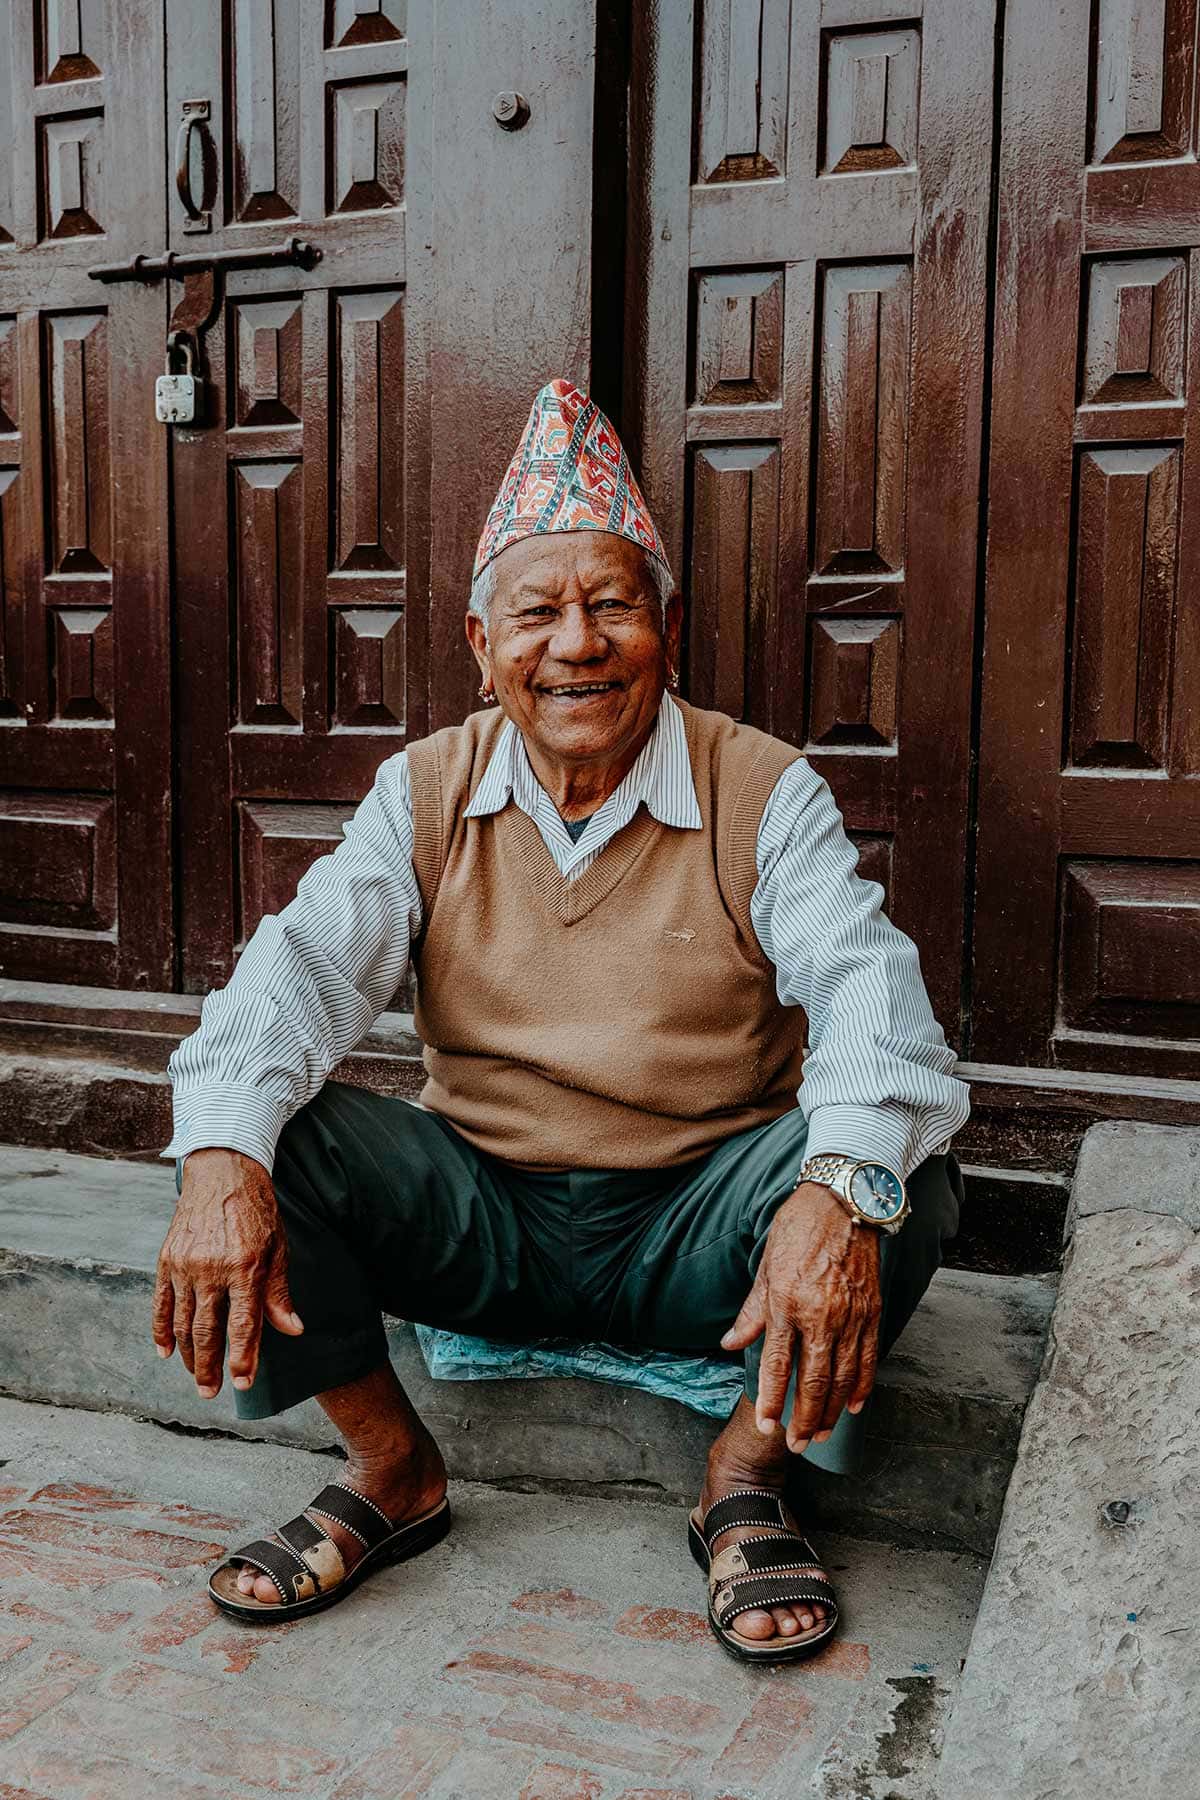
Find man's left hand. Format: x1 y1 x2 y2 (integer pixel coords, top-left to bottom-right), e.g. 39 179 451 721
721 1181 881 1453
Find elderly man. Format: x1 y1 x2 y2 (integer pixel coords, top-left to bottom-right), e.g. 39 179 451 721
157 380 968 1664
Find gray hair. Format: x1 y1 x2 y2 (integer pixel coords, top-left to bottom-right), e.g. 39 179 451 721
468 545 674 640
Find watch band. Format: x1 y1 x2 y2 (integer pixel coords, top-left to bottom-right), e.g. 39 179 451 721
800 1152 859 1190
797 1151 909 1233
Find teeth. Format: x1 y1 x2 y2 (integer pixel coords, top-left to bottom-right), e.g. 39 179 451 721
548 685 613 695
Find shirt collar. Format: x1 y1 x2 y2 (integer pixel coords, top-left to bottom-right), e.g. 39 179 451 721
464 693 703 831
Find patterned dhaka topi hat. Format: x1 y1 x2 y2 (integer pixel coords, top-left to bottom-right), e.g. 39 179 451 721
473 378 672 583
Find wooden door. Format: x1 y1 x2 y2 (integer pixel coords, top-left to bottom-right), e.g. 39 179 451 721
971 0 1200 1079
166 0 604 992
165 0 419 993
0 0 173 989
624 0 996 1040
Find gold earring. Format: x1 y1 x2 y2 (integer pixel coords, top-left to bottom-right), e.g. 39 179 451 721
478 682 496 704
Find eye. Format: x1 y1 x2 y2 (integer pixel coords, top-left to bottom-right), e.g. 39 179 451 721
594 597 631 613
519 605 557 621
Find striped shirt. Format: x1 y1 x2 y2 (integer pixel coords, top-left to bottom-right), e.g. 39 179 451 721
166 697 969 1178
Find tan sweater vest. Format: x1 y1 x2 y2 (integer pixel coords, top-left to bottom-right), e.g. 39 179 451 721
406 700 807 1169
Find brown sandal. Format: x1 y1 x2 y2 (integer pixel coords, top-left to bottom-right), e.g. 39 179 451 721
208 1481 451 1624
688 1487 839 1664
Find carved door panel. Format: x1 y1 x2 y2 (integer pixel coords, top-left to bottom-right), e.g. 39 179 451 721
625 0 997 1039
166 0 603 992
165 0 419 993
971 0 1200 1077
0 1 172 988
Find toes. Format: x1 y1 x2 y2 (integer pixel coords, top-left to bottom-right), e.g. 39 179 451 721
232 1562 279 1604
731 1607 777 1641
728 1602 830 1642
792 1601 829 1631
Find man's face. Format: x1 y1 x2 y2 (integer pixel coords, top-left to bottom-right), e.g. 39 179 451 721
466 531 682 768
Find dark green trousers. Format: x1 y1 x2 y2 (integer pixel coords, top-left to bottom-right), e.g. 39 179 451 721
224 1082 961 1474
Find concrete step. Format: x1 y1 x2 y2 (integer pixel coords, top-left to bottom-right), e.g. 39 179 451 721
937 1122 1200 1797
0 988 425 1161
0 1145 1054 1555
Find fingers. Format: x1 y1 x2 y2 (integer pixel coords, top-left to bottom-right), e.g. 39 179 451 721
151 1261 176 1359
227 1236 302 1396
817 1324 861 1437
262 1237 304 1338
754 1322 795 1434
787 1333 833 1453
226 1281 265 1393
153 1156 291 1396
849 1312 879 1415
172 1281 197 1375
191 1292 229 1398
721 1278 767 1354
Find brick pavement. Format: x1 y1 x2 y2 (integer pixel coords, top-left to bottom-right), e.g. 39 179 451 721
0 1399 984 1799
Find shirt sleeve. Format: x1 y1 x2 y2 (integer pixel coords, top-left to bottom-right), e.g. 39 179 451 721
750 758 971 1180
164 751 422 1173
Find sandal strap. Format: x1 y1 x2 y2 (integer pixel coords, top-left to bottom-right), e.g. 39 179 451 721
307 1482 394 1550
701 1489 790 1543
279 1511 347 1595
712 1574 839 1632
230 1535 311 1605
277 1511 334 1560
723 1533 824 1576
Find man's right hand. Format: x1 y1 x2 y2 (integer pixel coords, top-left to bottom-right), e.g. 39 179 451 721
151 1148 303 1399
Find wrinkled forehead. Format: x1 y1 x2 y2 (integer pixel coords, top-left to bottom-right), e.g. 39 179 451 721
490 529 656 601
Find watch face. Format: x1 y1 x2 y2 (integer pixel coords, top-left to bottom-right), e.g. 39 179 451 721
849 1164 905 1222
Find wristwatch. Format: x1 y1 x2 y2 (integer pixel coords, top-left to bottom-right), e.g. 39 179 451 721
797 1152 910 1234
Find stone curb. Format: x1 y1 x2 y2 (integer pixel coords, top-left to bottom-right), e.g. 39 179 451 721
1066 1116 1200 1237
937 1120 1200 1797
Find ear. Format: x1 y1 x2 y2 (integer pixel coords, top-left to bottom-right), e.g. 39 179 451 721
465 610 491 681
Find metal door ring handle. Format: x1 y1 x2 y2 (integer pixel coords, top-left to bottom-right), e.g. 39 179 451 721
176 99 215 229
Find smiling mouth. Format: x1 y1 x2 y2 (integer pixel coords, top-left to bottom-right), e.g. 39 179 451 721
540 682 622 698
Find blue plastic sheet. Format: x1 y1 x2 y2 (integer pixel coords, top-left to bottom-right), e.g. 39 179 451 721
413 1325 744 1421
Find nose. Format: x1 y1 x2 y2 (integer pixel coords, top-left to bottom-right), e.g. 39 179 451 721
548 600 607 663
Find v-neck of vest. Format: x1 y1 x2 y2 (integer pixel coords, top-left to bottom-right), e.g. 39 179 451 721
501 804 663 925
470 703 703 926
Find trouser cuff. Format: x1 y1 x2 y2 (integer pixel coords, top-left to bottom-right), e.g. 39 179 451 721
233 1324 389 1420
741 1349 870 1477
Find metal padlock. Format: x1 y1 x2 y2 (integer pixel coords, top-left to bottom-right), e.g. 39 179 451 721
155 333 201 424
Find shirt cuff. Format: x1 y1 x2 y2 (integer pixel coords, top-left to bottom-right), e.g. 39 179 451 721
802 1104 918 1181
162 1084 289 1174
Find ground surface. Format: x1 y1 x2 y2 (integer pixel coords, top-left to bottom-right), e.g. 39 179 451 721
0 1398 985 1800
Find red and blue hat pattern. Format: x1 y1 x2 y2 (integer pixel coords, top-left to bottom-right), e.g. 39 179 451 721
473 378 671 581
